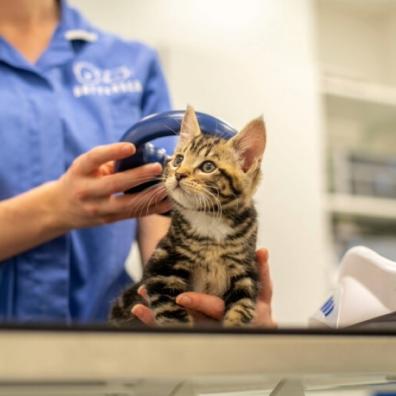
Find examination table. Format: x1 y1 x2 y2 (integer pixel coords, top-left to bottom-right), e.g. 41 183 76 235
0 325 396 396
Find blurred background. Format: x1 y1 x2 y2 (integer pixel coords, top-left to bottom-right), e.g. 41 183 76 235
70 0 396 328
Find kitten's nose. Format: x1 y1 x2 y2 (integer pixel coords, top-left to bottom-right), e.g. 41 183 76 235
175 172 188 182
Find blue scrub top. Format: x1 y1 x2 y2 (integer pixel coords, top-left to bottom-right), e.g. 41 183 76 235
0 1 174 323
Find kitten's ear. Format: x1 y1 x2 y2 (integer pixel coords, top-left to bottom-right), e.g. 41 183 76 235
179 105 201 144
230 116 266 172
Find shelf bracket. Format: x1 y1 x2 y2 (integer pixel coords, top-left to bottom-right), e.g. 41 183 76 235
169 381 197 396
270 379 305 396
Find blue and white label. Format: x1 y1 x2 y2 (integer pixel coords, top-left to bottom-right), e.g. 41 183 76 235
321 296 335 317
308 290 342 328
72 62 142 97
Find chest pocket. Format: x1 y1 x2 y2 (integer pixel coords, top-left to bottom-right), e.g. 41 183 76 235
110 93 142 140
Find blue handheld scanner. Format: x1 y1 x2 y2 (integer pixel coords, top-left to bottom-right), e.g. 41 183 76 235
116 110 237 194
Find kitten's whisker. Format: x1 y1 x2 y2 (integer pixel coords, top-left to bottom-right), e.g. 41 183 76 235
142 188 167 217
205 186 222 219
200 185 222 219
132 193 150 218
201 189 214 216
115 175 165 194
195 193 203 214
139 187 161 217
200 190 213 216
131 194 150 218
142 187 166 217
180 180 223 219
206 195 214 218
201 193 209 216
201 196 213 233
163 124 179 136
118 175 164 184
133 184 167 217
181 181 207 213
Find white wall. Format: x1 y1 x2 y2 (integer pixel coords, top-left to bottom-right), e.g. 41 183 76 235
317 0 396 86
70 0 329 325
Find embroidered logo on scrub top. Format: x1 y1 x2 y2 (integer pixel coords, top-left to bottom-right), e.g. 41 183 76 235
72 62 142 98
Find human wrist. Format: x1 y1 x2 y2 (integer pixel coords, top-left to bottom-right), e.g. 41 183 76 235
41 180 74 235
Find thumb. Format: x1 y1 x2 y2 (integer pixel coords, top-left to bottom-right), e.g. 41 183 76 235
176 292 225 320
256 248 273 303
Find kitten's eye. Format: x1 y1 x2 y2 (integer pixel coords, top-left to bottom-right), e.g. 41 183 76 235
200 161 216 173
173 154 184 167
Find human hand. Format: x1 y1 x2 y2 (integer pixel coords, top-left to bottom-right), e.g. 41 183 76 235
132 248 277 328
52 143 171 230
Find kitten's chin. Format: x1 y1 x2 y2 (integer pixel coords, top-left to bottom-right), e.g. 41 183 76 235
167 187 198 210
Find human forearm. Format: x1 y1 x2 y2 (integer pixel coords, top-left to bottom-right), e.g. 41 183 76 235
0 181 70 261
0 143 171 262
137 214 170 265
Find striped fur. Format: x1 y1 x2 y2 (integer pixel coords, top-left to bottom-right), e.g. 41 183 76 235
110 106 266 327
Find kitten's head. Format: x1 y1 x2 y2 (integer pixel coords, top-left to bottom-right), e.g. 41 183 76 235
163 106 266 212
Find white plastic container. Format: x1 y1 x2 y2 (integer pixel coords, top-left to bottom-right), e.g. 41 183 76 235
310 246 396 328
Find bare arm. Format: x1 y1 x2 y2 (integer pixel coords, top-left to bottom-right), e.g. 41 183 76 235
0 143 171 262
0 181 69 261
137 215 171 265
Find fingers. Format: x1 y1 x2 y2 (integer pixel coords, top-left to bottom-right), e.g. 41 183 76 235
130 286 155 326
135 288 225 324
100 198 172 225
256 248 273 303
59 143 171 228
256 248 269 264
149 198 172 215
254 300 277 328
74 143 135 175
137 285 148 299
176 292 225 320
131 304 155 326
104 186 171 219
100 161 116 176
254 248 276 328
86 162 163 198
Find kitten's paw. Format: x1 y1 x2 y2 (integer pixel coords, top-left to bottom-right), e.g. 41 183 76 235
159 321 194 328
223 306 255 328
223 318 251 328
155 308 194 328
156 317 194 328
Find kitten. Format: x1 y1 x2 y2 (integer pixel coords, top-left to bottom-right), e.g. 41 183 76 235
110 106 266 327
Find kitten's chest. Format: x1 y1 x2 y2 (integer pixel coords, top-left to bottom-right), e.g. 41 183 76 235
192 247 229 297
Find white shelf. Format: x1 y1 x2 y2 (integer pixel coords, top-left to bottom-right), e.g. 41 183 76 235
321 76 396 107
320 76 396 130
326 193 396 220
318 0 396 15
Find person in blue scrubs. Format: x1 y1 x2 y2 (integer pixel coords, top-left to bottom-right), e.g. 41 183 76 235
0 0 276 327
0 0 175 323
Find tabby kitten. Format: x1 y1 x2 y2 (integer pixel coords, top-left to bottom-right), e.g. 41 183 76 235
110 106 266 327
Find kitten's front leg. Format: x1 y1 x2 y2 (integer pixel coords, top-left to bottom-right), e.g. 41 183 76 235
223 275 258 327
146 270 193 327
